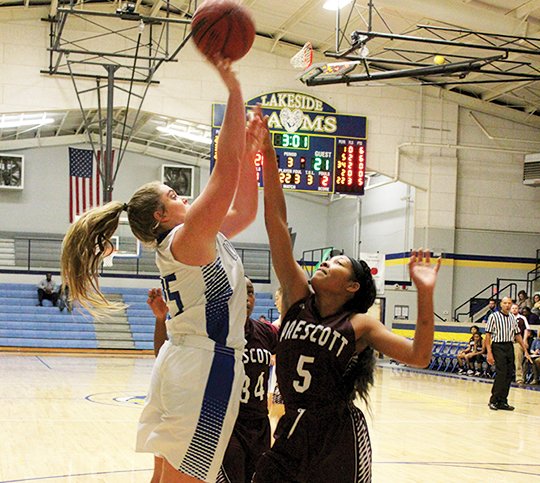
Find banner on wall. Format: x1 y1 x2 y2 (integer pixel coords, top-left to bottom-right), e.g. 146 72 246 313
360 252 385 296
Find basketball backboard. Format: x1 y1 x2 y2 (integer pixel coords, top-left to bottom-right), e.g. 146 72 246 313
299 61 360 84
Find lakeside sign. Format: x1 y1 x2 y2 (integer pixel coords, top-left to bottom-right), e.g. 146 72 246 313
211 91 367 195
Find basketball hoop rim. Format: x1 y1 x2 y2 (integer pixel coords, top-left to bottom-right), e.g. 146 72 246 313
291 41 313 70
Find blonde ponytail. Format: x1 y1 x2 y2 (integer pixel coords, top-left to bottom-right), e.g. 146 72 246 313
61 201 125 317
61 181 165 317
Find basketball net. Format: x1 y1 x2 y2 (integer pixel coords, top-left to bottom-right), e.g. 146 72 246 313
290 42 313 70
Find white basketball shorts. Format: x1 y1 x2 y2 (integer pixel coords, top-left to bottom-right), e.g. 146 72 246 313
136 336 244 482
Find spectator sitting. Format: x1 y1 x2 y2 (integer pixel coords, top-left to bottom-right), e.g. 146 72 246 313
481 298 498 322
532 293 540 317
58 284 72 313
522 306 540 326
511 303 530 384
37 273 59 307
517 290 532 312
457 332 485 376
522 330 540 385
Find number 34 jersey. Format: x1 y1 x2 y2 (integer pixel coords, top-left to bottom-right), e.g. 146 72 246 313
276 295 357 409
240 317 279 418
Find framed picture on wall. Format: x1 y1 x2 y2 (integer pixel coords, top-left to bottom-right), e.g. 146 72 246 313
0 154 24 190
161 164 194 199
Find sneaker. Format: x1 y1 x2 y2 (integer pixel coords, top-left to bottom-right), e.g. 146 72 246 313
474 371 481 376
531 380 538 385
488 402 498 411
467 369 474 376
498 403 515 411
458 368 465 374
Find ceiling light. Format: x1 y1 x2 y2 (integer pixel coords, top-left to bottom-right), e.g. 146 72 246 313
0 115 54 129
157 125 212 144
323 0 353 10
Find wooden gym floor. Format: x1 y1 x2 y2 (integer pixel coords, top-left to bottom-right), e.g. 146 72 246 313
0 353 538 483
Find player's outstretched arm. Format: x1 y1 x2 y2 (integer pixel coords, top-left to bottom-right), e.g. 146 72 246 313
221 105 265 239
407 249 440 366
356 249 440 367
261 119 309 313
147 288 168 357
177 57 245 261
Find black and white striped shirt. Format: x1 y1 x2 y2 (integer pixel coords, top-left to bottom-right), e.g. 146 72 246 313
486 311 519 343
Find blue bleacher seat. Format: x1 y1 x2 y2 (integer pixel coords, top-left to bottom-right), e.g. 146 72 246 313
0 282 126 350
0 283 278 350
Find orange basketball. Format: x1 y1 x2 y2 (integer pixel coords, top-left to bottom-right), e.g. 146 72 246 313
191 0 256 62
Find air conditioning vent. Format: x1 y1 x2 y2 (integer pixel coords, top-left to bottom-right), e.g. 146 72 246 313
523 153 540 186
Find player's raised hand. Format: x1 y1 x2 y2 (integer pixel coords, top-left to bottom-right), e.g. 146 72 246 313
409 249 441 292
211 55 240 93
260 113 273 153
147 288 168 321
245 104 265 157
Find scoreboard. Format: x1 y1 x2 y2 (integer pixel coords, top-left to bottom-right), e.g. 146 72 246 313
211 91 367 195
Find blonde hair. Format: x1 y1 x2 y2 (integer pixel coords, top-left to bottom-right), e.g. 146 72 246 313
61 181 164 316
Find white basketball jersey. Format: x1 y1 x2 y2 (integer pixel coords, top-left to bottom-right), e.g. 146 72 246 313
156 227 246 350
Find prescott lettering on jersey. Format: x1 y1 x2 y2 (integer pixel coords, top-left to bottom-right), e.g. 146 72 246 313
243 347 272 365
279 319 349 357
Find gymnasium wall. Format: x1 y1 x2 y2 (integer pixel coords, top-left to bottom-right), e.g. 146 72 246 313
1 8 540 323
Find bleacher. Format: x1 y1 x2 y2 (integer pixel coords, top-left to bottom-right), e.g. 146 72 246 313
252 292 277 321
0 283 99 349
1 231 272 283
0 282 277 350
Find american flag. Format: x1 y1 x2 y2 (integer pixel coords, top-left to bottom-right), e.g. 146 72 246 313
69 147 101 223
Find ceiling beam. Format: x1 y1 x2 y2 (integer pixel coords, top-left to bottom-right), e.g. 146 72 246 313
49 0 58 17
374 0 529 36
55 111 69 136
481 80 537 102
512 0 540 20
410 83 540 128
0 134 88 150
269 0 326 51
150 0 164 18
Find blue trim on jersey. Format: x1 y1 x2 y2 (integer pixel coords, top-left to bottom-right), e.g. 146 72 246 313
160 272 184 318
202 257 233 346
156 229 173 245
179 345 235 480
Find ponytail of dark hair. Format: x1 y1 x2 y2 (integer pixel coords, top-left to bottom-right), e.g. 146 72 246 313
343 347 376 404
344 257 376 314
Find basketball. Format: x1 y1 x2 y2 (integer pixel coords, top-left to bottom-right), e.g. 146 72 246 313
191 0 256 62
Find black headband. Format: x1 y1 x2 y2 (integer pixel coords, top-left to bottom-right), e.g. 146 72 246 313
347 256 366 283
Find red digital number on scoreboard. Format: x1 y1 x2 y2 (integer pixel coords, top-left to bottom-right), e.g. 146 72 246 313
334 140 366 195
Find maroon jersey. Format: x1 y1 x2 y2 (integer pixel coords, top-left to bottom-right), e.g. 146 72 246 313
239 317 278 418
276 295 357 409
255 295 372 482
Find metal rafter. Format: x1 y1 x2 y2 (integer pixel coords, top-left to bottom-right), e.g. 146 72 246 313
306 0 540 119
269 0 325 51
39 1 197 200
512 0 540 20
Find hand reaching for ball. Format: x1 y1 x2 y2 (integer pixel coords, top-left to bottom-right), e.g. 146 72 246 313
245 105 266 158
211 56 241 93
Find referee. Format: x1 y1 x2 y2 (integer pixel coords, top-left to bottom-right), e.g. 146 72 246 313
485 296 532 410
